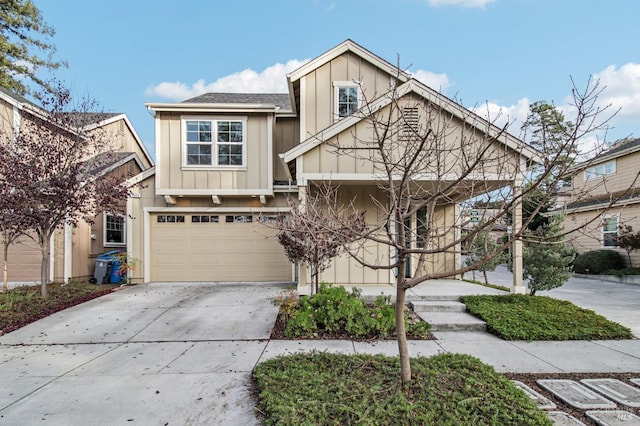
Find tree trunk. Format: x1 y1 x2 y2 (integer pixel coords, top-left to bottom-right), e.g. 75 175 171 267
483 268 489 285
40 236 50 299
3 243 8 292
396 282 411 384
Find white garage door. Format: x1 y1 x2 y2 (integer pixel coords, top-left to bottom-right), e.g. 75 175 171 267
150 213 291 282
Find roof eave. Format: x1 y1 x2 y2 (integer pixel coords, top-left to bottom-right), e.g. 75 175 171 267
145 102 281 113
287 39 411 83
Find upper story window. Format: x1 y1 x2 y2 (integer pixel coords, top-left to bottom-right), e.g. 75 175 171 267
584 160 615 181
333 81 361 119
183 117 246 167
105 213 125 246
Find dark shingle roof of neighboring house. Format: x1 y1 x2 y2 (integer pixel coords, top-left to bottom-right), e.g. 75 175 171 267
601 138 640 157
0 86 30 104
182 93 292 112
82 152 138 178
565 189 640 211
572 138 640 171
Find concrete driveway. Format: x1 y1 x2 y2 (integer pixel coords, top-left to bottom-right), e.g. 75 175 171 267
0 282 289 425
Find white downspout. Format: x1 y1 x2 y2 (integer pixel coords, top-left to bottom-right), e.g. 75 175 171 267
49 234 55 282
64 223 72 283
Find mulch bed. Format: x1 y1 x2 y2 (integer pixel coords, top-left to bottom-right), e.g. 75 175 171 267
0 285 121 335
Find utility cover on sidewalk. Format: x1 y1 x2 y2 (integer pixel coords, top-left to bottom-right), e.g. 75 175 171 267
581 379 640 408
537 379 617 409
586 410 640 425
512 381 557 409
546 411 586 426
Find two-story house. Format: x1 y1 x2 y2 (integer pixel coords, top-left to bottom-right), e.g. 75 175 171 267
0 87 154 284
563 138 640 266
130 40 539 292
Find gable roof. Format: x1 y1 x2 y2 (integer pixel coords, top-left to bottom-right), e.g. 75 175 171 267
283 78 541 164
287 39 412 84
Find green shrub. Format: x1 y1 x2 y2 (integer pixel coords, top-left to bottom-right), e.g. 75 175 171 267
462 294 633 340
253 352 552 425
573 249 624 274
278 283 430 339
601 267 640 277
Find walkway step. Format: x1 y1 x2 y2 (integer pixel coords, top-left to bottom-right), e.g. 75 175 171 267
411 300 467 313
407 294 461 302
416 312 487 332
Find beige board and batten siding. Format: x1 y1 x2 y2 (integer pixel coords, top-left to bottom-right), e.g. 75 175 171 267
567 204 640 267
301 51 395 138
302 99 521 185
273 117 299 182
572 150 640 199
299 187 458 288
156 112 272 193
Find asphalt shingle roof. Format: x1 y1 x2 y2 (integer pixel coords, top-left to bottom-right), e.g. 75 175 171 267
182 93 292 112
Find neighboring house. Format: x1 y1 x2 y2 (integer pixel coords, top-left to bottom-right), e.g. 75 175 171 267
563 138 640 266
132 40 538 291
0 87 154 284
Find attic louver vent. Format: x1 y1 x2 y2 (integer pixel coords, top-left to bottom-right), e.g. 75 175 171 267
401 107 420 140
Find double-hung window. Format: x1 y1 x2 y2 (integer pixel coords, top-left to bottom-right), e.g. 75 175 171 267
333 82 360 119
584 160 615 181
105 213 125 246
184 117 246 167
602 215 618 247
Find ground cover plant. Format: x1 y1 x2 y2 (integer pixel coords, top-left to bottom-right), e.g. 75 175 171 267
271 284 431 339
0 282 118 334
462 294 633 340
253 352 551 426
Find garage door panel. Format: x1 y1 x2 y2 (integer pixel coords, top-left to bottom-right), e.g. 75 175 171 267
150 214 290 282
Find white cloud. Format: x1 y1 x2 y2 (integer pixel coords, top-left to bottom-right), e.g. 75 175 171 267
592 62 640 122
145 59 308 100
413 69 451 92
473 97 531 135
428 0 496 8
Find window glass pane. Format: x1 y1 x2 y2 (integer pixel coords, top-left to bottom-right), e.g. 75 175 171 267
210 216 219 223
191 215 200 223
603 217 618 232
186 121 198 131
199 121 211 131
218 121 230 132
230 122 243 131
605 161 615 174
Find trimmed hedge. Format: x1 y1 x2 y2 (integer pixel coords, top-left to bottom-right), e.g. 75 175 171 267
573 249 624 274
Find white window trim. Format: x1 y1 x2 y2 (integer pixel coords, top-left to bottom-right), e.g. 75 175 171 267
584 159 616 181
602 214 619 248
333 81 362 120
181 115 248 170
104 213 126 247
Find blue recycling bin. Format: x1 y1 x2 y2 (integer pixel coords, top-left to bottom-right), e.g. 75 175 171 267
98 250 124 284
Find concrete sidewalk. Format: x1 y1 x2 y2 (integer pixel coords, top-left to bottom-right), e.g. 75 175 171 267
0 281 637 425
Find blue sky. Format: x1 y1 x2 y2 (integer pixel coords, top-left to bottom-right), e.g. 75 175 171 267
36 0 640 159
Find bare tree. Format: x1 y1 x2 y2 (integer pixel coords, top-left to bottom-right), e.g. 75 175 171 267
272 184 367 295
0 84 128 298
312 75 621 384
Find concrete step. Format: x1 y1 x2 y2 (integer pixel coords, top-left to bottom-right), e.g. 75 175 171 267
411 300 467 313
416 311 487 332
406 294 461 302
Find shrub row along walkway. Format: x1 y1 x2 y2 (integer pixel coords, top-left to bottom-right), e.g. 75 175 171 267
0 281 638 424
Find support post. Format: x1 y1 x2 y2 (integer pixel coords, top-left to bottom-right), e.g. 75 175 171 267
511 182 526 294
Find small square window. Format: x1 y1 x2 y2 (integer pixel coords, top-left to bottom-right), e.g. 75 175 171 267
191 215 200 223
157 215 166 223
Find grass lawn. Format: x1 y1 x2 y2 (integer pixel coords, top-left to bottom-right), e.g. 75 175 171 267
0 282 118 334
253 352 551 426
462 294 634 340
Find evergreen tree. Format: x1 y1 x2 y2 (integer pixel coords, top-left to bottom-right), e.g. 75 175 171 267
0 0 65 96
